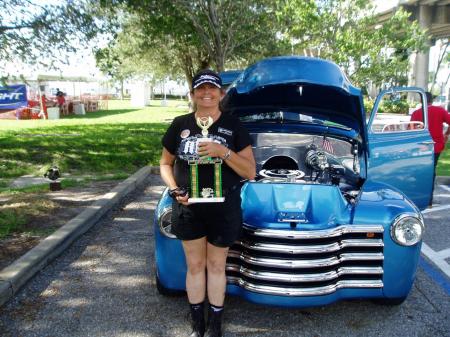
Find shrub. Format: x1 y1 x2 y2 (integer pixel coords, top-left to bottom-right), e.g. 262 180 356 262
363 98 374 114
379 99 410 114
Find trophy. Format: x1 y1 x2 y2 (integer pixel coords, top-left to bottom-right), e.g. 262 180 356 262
188 116 225 203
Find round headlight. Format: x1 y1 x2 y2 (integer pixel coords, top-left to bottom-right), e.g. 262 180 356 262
390 213 424 246
158 207 176 238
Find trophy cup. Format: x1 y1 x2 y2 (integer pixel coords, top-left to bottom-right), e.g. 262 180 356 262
188 116 225 203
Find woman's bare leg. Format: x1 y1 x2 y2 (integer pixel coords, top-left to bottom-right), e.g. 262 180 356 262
182 237 207 304
206 242 229 306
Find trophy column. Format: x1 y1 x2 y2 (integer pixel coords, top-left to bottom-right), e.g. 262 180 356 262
189 162 199 199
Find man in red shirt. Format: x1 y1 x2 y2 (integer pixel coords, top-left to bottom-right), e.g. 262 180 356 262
411 92 450 165
411 92 450 205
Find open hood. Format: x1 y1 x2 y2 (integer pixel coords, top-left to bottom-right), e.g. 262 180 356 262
219 70 243 86
221 56 366 144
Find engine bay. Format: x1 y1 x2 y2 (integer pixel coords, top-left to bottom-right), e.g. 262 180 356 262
251 132 362 203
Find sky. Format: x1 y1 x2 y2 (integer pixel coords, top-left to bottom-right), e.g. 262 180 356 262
3 0 104 80
5 51 101 80
374 0 399 13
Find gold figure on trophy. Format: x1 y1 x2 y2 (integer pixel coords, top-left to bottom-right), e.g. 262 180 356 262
196 116 213 137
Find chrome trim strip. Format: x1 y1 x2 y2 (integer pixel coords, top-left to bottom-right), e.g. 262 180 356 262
236 239 383 254
226 264 383 282
227 251 384 269
227 276 383 296
243 224 384 240
279 219 309 223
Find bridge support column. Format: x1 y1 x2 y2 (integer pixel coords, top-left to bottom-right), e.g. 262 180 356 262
413 5 432 91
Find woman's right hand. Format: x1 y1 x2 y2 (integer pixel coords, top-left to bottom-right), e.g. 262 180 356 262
176 193 189 206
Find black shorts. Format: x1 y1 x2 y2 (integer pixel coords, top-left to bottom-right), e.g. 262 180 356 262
171 189 243 247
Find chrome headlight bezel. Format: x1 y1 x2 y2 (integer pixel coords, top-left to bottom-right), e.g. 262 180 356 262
390 213 424 246
158 206 176 238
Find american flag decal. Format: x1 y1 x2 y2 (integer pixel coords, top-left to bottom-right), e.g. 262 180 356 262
322 137 334 154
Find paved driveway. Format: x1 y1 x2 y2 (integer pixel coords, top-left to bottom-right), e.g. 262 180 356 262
420 183 450 287
0 175 448 337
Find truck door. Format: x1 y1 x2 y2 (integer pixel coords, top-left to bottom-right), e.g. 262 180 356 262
366 88 434 210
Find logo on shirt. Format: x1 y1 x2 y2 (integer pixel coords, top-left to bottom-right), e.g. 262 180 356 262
180 129 190 139
218 127 232 136
177 135 228 161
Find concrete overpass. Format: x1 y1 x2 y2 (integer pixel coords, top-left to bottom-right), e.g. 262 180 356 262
377 0 450 91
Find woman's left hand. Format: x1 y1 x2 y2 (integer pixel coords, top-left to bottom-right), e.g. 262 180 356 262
198 141 225 159
198 142 256 180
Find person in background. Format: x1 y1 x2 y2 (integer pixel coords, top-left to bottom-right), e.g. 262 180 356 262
410 91 450 204
56 88 66 115
160 69 255 337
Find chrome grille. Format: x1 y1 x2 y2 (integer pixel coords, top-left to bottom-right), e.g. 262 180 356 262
226 224 384 296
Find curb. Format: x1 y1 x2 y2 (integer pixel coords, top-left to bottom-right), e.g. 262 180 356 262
0 166 155 307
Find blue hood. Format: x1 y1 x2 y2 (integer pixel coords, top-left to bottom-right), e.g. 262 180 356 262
221 56 366 145
219 70 243 86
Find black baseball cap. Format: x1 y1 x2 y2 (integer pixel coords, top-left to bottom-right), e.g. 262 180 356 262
192 69 222 89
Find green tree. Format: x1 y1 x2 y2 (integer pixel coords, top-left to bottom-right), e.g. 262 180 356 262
279 0 427 90
100 0 426 91
102 0 285 85
95 12 204 91
95 47 132 99
0 0 111 81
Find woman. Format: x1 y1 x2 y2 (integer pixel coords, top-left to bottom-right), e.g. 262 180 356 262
160 69 255 337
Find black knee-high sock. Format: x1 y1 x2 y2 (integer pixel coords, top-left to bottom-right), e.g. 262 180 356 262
207 303 224 334
190 301 205 335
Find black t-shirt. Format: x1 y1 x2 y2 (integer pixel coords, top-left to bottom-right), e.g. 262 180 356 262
162 112 252 193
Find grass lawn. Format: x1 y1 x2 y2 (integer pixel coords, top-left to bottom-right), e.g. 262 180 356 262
0 99 188 182
436 143 450 176
0 99 188 238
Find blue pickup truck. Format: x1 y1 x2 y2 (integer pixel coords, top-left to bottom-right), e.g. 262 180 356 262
154 56 433 307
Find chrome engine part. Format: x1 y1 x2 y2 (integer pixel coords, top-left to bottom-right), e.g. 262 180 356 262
305 148 328 171
258 169 305 183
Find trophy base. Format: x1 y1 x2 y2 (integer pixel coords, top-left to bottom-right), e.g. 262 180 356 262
188 197 225 203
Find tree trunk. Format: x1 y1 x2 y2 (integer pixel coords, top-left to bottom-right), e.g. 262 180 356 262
207 0 224 72
214 52 225 72
430 41 449 93
179 50 195 90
